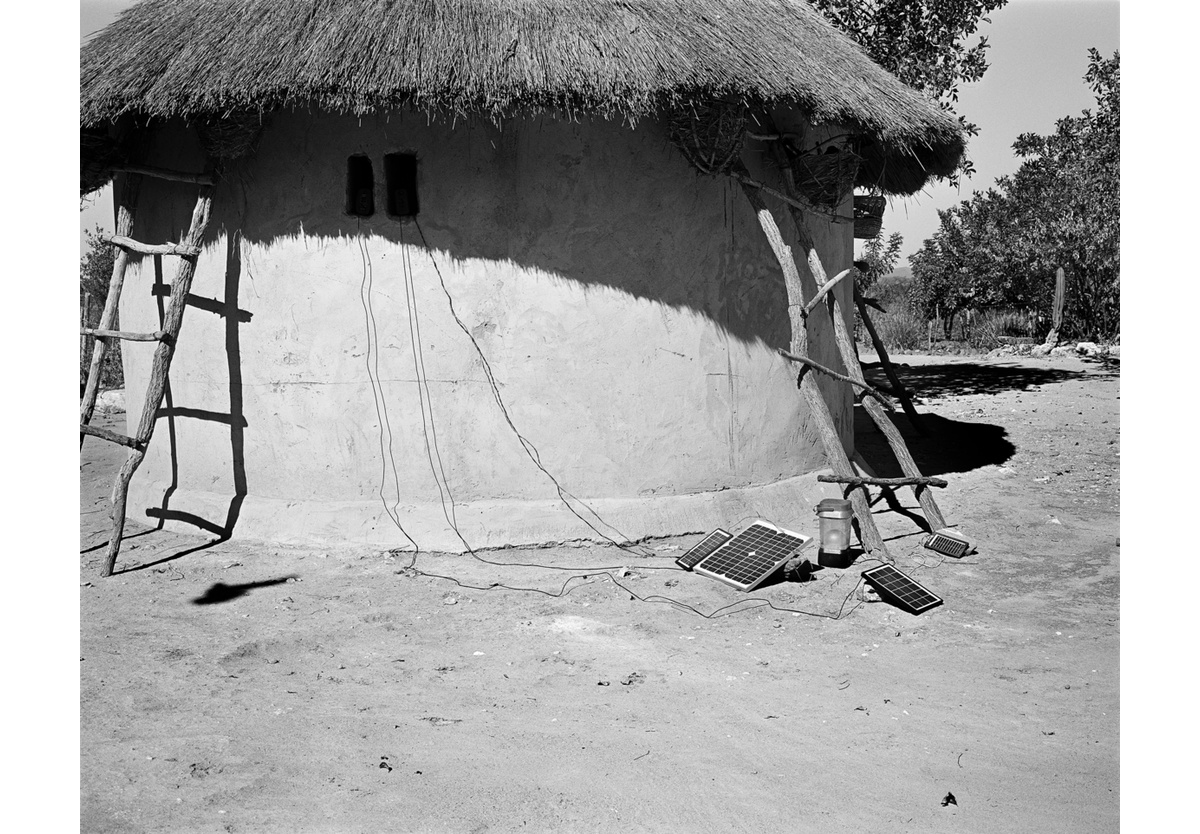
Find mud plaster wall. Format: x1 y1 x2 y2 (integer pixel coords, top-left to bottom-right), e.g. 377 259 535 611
119 111 854 549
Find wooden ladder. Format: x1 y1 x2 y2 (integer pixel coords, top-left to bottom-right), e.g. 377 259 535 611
79 164 216 577
734 155 952 560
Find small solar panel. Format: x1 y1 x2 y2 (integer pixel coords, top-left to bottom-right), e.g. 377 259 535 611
693 521 812 592
924 528 971 558
861 564 943 614
675 528 734 571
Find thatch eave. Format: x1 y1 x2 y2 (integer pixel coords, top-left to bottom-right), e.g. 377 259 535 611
80 0 967 197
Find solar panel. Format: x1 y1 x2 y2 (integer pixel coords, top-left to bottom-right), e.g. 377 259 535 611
924 528 971 558
693 521 812 592
675 528 734 571
861 564 943 614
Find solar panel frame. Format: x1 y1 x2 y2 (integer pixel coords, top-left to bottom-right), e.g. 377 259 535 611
861 564 943 614
675 528 734 571
693 521 812 592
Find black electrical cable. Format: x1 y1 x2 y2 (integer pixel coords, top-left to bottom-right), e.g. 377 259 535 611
356 222 418 551
412 216 657 560
356 227 942 622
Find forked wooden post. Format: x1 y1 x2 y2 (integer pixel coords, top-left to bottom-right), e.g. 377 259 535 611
770 150 949 535
733 166 889 559
103 181 215 577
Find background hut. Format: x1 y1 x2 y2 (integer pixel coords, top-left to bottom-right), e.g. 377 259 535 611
80 0 964 553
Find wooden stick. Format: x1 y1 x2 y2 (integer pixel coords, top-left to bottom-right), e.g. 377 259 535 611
777 349 897 410
733 169 889 559
853 289 927 435
80 423 144 450
80 327 167 342
81 172 141 446
803 268 853 318
819 475 948 488
103 234 201 258
729 169 853 223
104 180 214 577
112 163 215 186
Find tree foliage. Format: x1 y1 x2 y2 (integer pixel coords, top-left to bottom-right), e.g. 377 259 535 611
910 49 1120 341
81 225 115 301
80 226 123 388
812 0 1009 182
854 231 904 293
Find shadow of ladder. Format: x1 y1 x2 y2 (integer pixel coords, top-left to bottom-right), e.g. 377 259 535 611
79 163 217 577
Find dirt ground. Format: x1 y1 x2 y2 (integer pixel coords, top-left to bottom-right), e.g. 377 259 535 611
80 352 1119 833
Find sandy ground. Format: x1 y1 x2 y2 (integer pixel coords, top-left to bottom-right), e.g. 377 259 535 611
80 353 1119 833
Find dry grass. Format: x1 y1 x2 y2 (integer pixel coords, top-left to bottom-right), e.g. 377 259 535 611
80 0 963 196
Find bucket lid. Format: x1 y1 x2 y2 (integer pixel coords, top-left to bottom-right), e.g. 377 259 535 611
816 498 853 518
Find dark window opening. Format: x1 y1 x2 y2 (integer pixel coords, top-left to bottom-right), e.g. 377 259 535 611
346 155 375 217
385 153 419 218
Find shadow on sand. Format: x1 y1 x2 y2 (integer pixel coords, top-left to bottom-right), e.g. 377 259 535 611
192 577 296 605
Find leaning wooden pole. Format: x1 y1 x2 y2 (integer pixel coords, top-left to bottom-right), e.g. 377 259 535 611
853 288 928 435
770 151 948 533
81 173 142 446
103 182 214 576
809 249 948 532
733 167 889 559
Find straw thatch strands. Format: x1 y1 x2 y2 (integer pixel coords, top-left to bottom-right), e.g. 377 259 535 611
81 0 965 195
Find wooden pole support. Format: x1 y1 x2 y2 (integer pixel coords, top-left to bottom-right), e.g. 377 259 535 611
112 164 215 186
764 148 950 537
80 423 144 450
102 234 201 258
802 268 854 318
777 349 897 410
728 169 853 223
732 167 889 559
80 327 167 342
819 475 948 489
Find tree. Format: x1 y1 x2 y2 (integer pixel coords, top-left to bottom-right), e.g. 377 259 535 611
854 231 903 293
812 0 1009 183
1003 49 1120 338
910 50 1120 341
80 226 122 388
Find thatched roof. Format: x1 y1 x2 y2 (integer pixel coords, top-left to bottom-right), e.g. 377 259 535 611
80 0 966 195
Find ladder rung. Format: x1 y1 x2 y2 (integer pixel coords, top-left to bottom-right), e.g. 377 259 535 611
103 234 201 258
112 163 215 186
818 475 949 488
80 423 145 450
80 327 167 342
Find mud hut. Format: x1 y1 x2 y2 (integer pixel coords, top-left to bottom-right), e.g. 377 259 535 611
80 0 964 553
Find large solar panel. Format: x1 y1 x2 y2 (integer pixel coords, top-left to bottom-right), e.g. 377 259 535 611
861 564 943 614
693 521 812 592
675 528 734 571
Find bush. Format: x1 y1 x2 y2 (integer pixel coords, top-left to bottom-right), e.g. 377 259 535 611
873 307 927 352
860 275 927 352
80 227 124 392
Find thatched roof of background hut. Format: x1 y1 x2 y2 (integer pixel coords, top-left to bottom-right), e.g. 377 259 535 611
80 0 966 195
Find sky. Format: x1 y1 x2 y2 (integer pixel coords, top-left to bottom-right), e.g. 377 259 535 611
77 0 1121 265
880 0 1120 261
